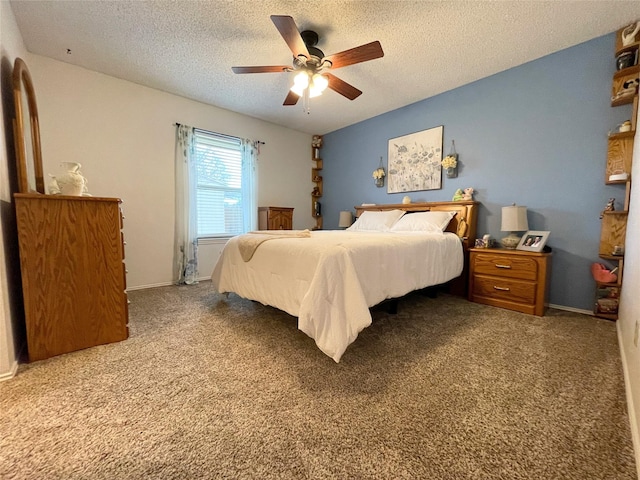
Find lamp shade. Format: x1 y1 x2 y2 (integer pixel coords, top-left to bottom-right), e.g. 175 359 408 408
501 205 528 232
338 211 353 228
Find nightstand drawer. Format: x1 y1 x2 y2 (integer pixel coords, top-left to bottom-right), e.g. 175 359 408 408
472 275 537 305
472 253 538 281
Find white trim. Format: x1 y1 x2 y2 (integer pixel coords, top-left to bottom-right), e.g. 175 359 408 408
548 303 593 316
127 278 213 291
126 281 174 291
0 359 18 382
617 322 640 480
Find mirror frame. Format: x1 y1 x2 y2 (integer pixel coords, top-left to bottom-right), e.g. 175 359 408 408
12 57 44 194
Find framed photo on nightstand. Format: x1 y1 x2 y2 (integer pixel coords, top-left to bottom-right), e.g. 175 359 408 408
517 231 550 252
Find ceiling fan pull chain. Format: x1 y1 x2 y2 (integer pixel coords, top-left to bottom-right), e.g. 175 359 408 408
302 88 310 114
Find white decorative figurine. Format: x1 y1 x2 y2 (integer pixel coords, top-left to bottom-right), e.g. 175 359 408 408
622 22 640 47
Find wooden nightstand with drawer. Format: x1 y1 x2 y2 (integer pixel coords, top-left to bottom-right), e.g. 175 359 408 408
258 206 294 230
468 248 552 316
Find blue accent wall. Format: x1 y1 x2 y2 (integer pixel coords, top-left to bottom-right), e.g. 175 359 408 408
321 33 632 311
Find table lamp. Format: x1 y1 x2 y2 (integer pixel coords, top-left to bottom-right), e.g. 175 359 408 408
338 211 353 229
501 204 528 249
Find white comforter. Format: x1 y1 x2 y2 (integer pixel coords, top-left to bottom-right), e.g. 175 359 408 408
211 230 463 362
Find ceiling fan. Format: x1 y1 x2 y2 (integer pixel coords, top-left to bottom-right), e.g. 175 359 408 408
232 15 384 108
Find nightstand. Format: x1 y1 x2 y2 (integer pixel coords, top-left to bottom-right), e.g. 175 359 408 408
258 207 294 230
468 248 552 316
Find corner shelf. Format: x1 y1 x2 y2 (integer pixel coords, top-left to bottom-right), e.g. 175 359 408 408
311 136 323 230
595 22 638 320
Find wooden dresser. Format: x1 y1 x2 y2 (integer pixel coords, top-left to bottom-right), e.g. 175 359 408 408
15 194 129 361
258 206 293 230
468 248 551 316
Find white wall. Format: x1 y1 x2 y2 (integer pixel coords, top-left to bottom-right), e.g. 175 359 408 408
618 105 640 477
26 55 312 289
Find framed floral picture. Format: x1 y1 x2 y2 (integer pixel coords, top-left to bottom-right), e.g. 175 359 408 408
516 231 550 252
387 126 443 193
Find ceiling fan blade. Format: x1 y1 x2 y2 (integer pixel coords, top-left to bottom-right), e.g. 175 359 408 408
323 41 384 69
270 15 310 60
325 73 362 100
232 66 290 74
283 90 300 106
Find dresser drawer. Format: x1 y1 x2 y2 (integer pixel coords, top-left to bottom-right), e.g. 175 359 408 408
472 275 537 305
472 253 538 281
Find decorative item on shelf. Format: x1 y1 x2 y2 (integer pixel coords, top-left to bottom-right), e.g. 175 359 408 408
338 211 353 229
402 195 411 204
612 245 625 256
500 204 529 249
373 157 385 187
312 186 320 196
48 162 88 196
619 120 632 132
621 21 640 47
311 135 323 148
616 51 636 71
599 197 616 219
613 78 639 103
609 171 629 182
314 200 321 217
591 263 618 284
442 140 458 178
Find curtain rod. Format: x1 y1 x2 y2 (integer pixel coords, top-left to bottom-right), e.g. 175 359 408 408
174 122 265 145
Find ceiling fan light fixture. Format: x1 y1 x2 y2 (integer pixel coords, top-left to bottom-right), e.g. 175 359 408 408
232 15 384 109
290 71 310 95
311 74 328 93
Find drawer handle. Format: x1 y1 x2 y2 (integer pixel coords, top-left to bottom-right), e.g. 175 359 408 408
495 264 511 269
493 286 510 292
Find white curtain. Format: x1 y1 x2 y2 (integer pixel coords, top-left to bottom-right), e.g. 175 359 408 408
242 139 259 232
174 124 199 285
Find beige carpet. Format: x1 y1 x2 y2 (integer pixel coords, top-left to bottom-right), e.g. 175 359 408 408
0 281 636 479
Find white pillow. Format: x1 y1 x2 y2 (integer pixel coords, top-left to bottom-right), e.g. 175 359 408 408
347 209 406 232
389 211 456 232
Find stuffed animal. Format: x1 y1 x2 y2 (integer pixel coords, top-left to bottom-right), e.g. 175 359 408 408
462 187 474 201
452 189 464 201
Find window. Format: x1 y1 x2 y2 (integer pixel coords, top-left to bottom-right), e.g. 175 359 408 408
193 129 248 238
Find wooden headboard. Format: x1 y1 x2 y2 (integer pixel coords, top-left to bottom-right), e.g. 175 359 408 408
354 200 479 250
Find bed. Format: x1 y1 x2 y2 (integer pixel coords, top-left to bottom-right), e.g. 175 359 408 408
211 200 478 362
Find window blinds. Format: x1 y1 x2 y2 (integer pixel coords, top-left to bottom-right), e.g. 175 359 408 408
193 129 244 237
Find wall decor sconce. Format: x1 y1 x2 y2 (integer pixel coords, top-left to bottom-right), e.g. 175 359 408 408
372 156 385 187
441 140 458 178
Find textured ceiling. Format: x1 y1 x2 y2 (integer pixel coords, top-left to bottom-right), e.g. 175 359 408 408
9 0 640 135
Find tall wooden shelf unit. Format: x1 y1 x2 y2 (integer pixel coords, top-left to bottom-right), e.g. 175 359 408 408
596 23 639 319
311 135 323 230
